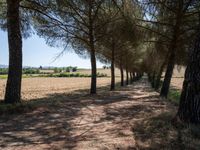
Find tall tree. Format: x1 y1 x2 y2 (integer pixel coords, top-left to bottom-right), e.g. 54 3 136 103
4 0 22 103
177 12 200 124
31 0 114 94
140 0 198 97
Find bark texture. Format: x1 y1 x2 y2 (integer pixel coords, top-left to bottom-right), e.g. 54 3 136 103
160 50 175 97
126 69 129 85
120 62 124 86
160 3 182 98
90 48 97 94
154 61 165 90
177 26 200 123
89 1 97 94
110 43 115 90
4 0 22 103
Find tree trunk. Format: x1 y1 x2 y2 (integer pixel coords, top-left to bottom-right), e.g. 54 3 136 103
160 29 179 97
160 8 181 98
120 62 124 86
154 61 165 90
89 2 96 94
177 24 200 124
89 28 96 94
90 47 97 94
160 50 175 98
110 42 115 90
130 72 133 83
132 72 135 81
4 0 22 103
126 68 129 85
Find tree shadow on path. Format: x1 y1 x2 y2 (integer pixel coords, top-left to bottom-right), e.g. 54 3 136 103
0 78 199 150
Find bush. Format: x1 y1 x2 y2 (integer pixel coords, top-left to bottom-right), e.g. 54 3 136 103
23 68 40 74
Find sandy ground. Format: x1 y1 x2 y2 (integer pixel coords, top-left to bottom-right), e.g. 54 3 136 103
0 77 120 101
1 77 196 150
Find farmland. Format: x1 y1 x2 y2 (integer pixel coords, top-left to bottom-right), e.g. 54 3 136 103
0 68 122 101
0 77 121 101
0 68 123 101
0 67 185 101
0 68 120 79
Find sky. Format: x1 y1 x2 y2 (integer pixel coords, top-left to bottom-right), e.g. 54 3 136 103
0 30 104 69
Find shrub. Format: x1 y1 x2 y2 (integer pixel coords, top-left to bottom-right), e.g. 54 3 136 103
23 68 40 74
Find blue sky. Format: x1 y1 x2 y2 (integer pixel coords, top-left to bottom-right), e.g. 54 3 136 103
0 31 104 68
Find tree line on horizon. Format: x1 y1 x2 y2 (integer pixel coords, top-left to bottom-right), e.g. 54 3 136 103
0 0 200 124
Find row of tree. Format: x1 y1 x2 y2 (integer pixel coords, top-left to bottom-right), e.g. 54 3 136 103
0 0 200 123
0 0 145 100
140 0 200 123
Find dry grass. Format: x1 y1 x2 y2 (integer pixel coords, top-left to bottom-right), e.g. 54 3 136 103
0 77 120 101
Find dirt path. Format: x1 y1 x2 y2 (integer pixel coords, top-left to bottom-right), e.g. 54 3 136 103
0 77 181 150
